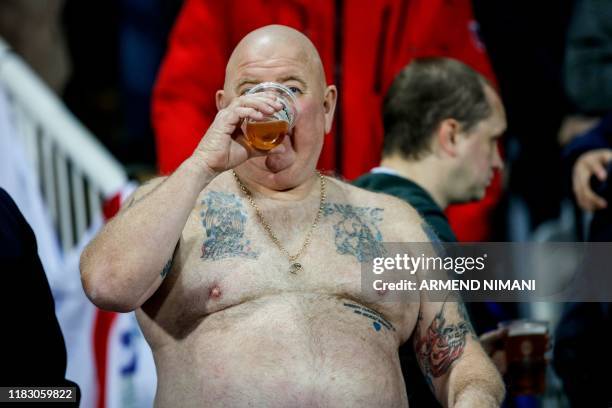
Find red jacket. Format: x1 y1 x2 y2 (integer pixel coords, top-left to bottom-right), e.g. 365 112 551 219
152 0 501 240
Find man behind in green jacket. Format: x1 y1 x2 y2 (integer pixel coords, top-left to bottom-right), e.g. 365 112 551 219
354 57 506 243
353 57 507 406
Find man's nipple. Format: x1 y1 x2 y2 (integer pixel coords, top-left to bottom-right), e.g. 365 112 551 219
209 285 222 299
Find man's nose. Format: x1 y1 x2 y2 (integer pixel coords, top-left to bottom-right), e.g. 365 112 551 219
492 145 504 171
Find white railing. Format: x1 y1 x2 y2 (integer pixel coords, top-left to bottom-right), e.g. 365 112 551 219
0 37 127 253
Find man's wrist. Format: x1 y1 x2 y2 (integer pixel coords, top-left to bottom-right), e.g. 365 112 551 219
182 154 220 189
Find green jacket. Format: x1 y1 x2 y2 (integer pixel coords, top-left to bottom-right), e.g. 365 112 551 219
352 172 457 243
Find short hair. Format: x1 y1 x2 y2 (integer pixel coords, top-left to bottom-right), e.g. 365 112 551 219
382 57 492 159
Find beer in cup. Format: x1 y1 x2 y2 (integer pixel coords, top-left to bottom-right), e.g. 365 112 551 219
242 82 298 151
498 319 549 396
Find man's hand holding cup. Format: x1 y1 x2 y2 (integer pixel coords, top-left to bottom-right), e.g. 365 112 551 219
193 91 285 175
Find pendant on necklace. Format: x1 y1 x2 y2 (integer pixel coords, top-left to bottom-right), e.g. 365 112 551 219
289 262 303 274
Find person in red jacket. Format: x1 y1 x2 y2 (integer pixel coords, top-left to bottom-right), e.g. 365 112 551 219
152 0 501 241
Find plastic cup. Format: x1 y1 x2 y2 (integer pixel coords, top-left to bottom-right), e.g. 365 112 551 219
241 82 298 151
498 319 549 396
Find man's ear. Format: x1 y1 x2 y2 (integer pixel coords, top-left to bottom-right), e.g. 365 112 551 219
323 85 338 134
215 90 226 111
437 119 461 157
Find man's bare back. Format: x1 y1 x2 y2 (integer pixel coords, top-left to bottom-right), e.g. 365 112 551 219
137 173 421 407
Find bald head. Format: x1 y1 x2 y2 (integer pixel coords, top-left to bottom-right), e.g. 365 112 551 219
224 25 326 93
216 25 338 189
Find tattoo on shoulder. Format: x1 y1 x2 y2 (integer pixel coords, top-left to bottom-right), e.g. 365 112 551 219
414 300 474 384
322 203 386 262
421 222 441 243
343 302 396 333
421 222 449 262
200 191 259 261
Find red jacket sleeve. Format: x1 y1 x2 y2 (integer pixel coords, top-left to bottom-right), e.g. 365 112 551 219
151 0 230 174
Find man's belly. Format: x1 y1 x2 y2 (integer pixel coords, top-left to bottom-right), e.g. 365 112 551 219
146 294 409 408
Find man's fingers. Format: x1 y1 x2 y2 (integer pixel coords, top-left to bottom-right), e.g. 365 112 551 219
222 92 285 128
583 188 607 210
480 327 507 343
232 134 259 156
233 106 264 122
587 159 609 181
595 150 612 178
232 93 283 114
572 150 611 211
232 134 269 158
582 149 612 180
479 327 507 354
575 178 607 210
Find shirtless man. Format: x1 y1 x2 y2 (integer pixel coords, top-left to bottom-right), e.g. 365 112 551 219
81 25 504 407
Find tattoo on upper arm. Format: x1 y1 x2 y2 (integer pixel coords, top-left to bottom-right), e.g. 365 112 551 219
343 302 396 333
322 203 386 261
458 301 478 340
413 300 474 383
200 192 259 261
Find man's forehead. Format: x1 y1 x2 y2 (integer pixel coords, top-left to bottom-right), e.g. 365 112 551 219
490 102 507 135
225 26 324 89
226 60 313 92
239 39 310 62
483 85 507 133
484 112 507 138
228 44 313 78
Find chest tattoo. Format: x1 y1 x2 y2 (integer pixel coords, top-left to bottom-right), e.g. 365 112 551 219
200 191 259 261
323 203 386 262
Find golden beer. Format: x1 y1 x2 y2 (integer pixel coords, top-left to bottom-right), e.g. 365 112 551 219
244 119 289 151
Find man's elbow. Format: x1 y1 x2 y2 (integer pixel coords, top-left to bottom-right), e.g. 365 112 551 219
453 376 505 408
448 355 505 407
80 250 139 313
482 357 505 403
484 371 505 405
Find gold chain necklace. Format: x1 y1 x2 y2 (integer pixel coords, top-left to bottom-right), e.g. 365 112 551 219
232 170 326 274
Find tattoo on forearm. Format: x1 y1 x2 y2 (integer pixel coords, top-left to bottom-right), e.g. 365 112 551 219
161 242 179 279
414 301 472 382
126 180 160 209
160 258 172 279
322 203 386 262
343 302 396 332
200 192 258 261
